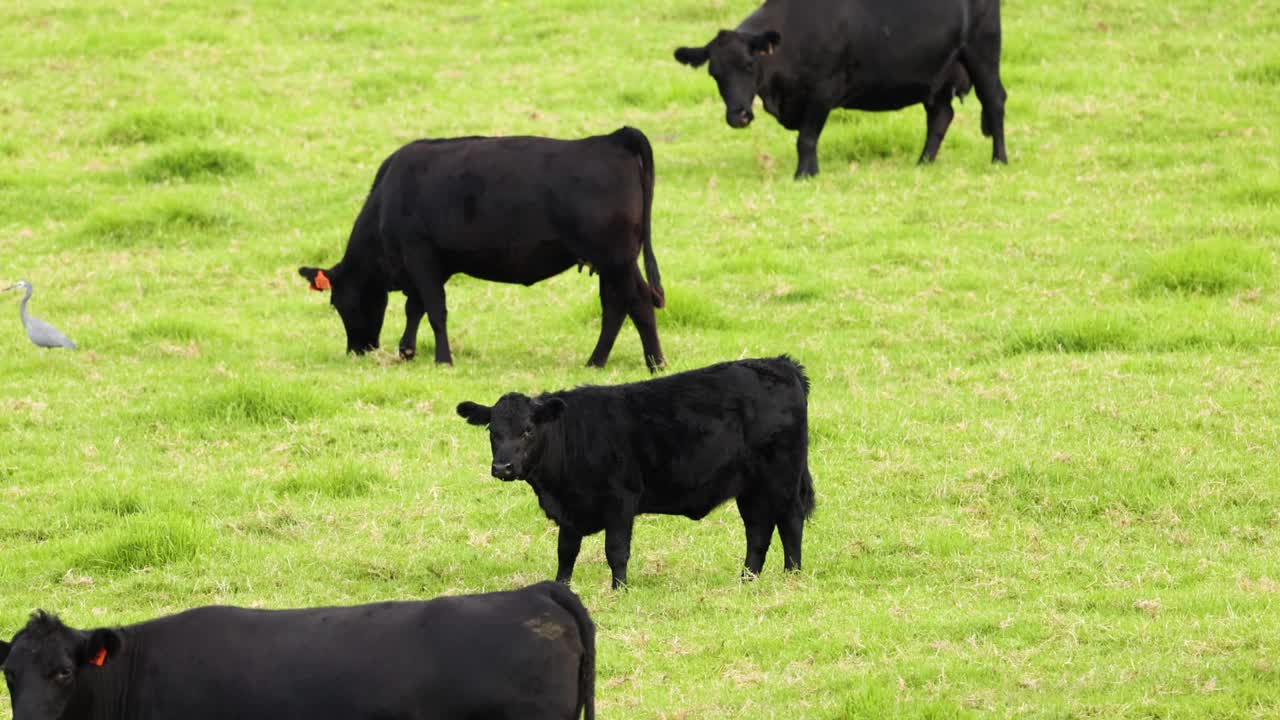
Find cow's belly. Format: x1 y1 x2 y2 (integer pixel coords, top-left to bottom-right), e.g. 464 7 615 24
638 452 752 520
441 239 579 286
842 83 931 111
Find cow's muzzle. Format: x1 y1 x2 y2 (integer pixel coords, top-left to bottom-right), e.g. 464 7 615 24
491 462 518 481
727 108 754 128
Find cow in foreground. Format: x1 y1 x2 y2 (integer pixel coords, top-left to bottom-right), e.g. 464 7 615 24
674 0 1007 177
299 126 666 371
1 582 595 720
457 356 816 589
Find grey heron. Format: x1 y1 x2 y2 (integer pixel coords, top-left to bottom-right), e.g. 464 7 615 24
4 280 77 349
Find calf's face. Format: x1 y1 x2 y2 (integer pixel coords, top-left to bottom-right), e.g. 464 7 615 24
675 30 781 129
2 620 121 720
457 394 566 480
299 265 386 354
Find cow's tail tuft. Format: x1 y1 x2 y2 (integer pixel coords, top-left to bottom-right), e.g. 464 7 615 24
798 464 817 520
544 582 596 720
611 127 664 308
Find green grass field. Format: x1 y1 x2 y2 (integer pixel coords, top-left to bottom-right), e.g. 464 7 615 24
2 0 1278 717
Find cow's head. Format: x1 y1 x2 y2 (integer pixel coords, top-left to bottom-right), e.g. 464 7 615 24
457 393 566 480
298 263 387 355
675 30 781 128
1 612 123 720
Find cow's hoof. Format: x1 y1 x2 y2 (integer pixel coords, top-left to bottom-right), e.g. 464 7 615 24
399 347 416 360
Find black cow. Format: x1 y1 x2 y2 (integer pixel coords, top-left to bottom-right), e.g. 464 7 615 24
457 356 816 589
1 582 595 720
299 126 666 371
674 0 1007 177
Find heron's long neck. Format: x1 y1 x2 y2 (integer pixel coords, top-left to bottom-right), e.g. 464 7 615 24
19 287 32 327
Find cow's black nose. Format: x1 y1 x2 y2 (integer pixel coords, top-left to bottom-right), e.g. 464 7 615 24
491 462 515 479
727 108 753 128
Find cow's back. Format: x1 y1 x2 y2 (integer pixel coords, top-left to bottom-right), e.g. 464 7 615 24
377 133 645 283
759 0 995 115
122 588 585 720
544 357 809 519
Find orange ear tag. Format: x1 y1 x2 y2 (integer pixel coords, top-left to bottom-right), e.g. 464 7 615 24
312 270 331 291
89 647 107 667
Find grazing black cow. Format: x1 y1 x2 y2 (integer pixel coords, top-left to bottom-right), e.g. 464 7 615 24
299 126 666 371
457 356 816 589
674 0 1007 177
0 582 595 720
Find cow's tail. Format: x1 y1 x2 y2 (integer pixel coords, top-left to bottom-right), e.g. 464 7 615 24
798 463 817 520
779 355 817 520
611 126 665 308
544 582 596 720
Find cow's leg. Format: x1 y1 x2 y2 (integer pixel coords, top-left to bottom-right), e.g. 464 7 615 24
961 44 1008 163
625 265 664 372
586 271 629 369
555 527 583 584
918 99 955 164
737 493 775 578
398 292 424 360
400 245 453 364
776 511 804 572
604 516 635 590
794 106 830 179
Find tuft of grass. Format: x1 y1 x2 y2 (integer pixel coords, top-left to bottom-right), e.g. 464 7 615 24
101 110 211 145
76 199 233 248
828 681 978 720
278 461 382 499
660 287 734 330
69 487 147 518
187 381 332 426
130 317 228 344
1238 61 1280 85
228 508 305 540
1007 315 1136 354
1135 240 1269 295
73 516 213 573
134 146 253 182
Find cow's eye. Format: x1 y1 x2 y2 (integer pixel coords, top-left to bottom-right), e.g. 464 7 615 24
53 666 72 681
521 428 534 439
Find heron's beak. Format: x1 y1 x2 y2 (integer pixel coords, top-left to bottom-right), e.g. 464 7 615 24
1 284 15 292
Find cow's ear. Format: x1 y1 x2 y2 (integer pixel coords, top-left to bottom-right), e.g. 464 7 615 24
78 629 122 668
674 45 710 68
456 401 492 426
749 31 781 56
0 638 10 665
531 398 566 424
298 266 333 292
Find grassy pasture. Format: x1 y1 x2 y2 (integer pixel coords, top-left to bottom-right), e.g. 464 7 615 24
1 0 1278 717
